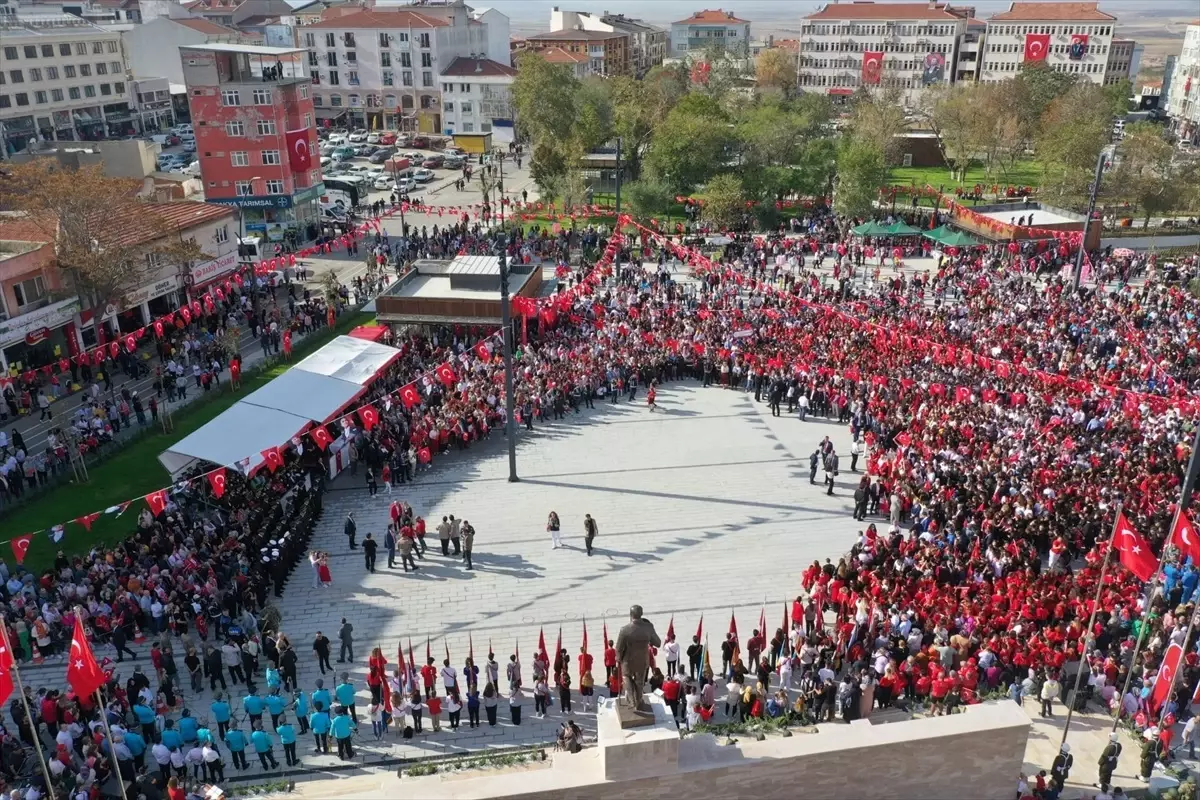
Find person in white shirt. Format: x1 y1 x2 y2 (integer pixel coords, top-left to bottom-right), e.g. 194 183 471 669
151 742 172 776
662 635 680 677
440 661 457 694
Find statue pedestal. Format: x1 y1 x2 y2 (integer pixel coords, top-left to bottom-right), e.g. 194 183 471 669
595 695 680 782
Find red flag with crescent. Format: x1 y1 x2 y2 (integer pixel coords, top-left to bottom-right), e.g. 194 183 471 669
862 51 883 85
1152 642 1183 712
10 534 33 565
1024 33 1050 62
67 617 106 698
145 489 169 517
399 383 421 408
474 340 492 360
208 468 227 499
435 364 457 387
417 447 432 464
358 404 379 431
75 512 101 532
311 426 333 451
1114 511 1158 581
286 129 313 171
1171 511 1200 563
261 447 284 473
283 330 292 357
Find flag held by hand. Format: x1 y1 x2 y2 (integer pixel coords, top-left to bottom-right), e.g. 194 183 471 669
67 617 106 699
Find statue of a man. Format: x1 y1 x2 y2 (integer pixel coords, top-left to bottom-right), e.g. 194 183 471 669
615 604 662 724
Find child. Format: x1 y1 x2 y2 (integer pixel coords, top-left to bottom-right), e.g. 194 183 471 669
368 703 384 740
426 694 442 732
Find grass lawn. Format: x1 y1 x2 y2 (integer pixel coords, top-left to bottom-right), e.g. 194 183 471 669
7 311 373 574
888 159 1043 192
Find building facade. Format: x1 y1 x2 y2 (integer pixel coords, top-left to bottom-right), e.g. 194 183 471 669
181 43 322 242
549 8 665 76
1104 38 1142 85
300 6 497 133
0 16 132 153
439 56 513 138
670 9 751 58
796 2 973 104
1168 23 1200 143
130 75 175 132
123 14 252 87
980 2 1116 86
523 29 632 77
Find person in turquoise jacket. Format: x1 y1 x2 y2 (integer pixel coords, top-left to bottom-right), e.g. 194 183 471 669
224 726 249 771
132 702 156 741
250 724 279 771
211 692 233 739
178 709 199 744
335 673 358 723
266 665 282 691
265 690 287 729
330 705 355 761
276 715 299 767
309 702 331 754
196 725 213 747
311 679 332 714
160 719 182 751
123 730 147 770
293 690 310 735
243 690 266 729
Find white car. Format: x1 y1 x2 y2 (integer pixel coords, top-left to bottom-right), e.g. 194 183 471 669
402 151 423 161
171 123 193 136
348 130 369 142
367 133 381 144
413 168 434 183
395 177 418 193
182 160 201 176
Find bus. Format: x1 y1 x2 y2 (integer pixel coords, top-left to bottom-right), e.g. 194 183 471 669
321 177 366 209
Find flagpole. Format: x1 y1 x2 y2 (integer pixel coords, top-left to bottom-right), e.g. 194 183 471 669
3 626 56 800
1058 506 1118 750
96 687 132 800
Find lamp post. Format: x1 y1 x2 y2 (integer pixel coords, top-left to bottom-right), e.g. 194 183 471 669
1074 148 1107 290
496 228 518 483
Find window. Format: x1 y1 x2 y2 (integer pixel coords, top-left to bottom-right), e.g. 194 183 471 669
313 95 323 106
325 33 335 48
419 33 430 48
310 70 321 84
343 32 355 47
421 71 432 87
23 45 37 59
46 66 58 80
0 96 8 109
444 101 453 112
221 89 240 106
115 82 125 94
34 90 47 104
59 43 71 57
328 71 340 85
41 45 53 58
460 101 471 114
265 179 284 194
68 87 81 100
79 64 91 77
397 32 409 43
83 85 95 97
8 70 22 84
252 88 271 104
51 88 63 102
15 92 28 106
92 41 103 54
303 112 312 128
402 70 412 86
308 51 319 67
100 83 111 96
12 276 46 308
348 70 359 84
225 120 245 136
347 51 357 64
299 84 308 99
256 119 276 135
380 33 390 48
463 122 474 132
305 33 316 48
215 226 229 244
400 52 411 68
382 70 393 86
331 94 342 106
64 65 76 78
381 52 391 67
29 68 44 82
106 41 117 53
326 52 337 67
348 93 360 106
74 43 86 56
2 47 16 61
230 150 249 166
96 63 107 75
261 150 280 165
442 82 452 93
421 52 432 68
235 180 253 196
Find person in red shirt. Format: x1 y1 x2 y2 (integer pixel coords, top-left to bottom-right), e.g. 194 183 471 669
603 639 617 681
167 777 187 800
421 658 437 699
578 647 593 682
662 674 682 720
414 516 428 555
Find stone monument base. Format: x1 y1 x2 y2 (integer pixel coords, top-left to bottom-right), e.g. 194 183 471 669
595 695 680 782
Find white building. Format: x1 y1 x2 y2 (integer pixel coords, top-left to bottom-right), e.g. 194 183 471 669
1167 22 1200 143
549 7 665 76
670 9 751 59
980 1 1116 86
0 15 133 153
299 4 501 132
796 2 973 105
122 12 250 87
439 55 513 139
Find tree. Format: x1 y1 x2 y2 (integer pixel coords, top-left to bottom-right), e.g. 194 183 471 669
834 137 888 219
849 90 908 166
0 161 203 314
511 52 580 193
608 67 689 181
1011 63 1077 144
645 94 733 194
701 174 747 229
623 178 674 220
1110 123 1187 225
755 48 796 95
920 84 976 183
574 78 614 153
1037 83 1116 204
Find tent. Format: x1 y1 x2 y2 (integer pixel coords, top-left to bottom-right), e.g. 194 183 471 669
883 221 922 236
348 324 388 343
158 335 401 476
851 221 889 236
924 226 981 247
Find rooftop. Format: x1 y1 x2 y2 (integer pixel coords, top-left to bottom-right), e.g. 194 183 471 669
179 42 305 55
305 8 449 28
534 46 588 64
674 9 749 25
804 2 970 21
103 201 236 249
175 16 242 35
525 28 627 42
440 56 516 78
988 2 1116 22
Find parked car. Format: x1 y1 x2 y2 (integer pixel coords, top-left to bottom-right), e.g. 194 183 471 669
332 146 357 160
443 147 465 158
319 156 333 169
412 168 434 183
409 135 429 148
171 123 193 136
348 129 369 142
402 151 423 161
421 155 444 169
366 133 381 144
368 147 396 164
379 132 398 145
395 177 418 193
443 155 465 169
373 176 394 190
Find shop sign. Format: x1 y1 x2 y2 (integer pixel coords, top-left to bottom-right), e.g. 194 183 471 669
0 297 80 347
106 275 180 318
189 251 238 285
207 195 294 210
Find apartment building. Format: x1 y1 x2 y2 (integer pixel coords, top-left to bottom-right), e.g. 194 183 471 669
670 9 751 58
439 56 514 138
980 2 1116 85
1104 37 1142 85
0 16 132 153
528 46 589 78
523 29 632 77
1167 22 1199 144
549 7 666 76
0 213 73 374
300 5 497 133
123 13 253 87
796 2 974 104
181 43 322 242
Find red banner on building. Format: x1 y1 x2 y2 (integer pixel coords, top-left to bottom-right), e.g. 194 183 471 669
286 129 313 172
1068 33 1089 60
862 51 883 85
1023 33 1050 62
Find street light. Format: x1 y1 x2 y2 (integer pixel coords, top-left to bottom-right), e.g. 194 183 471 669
496 227 518 483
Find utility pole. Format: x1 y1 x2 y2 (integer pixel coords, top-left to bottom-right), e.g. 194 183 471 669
1074 148 1107 290
614 137 622 216
497 229 518 483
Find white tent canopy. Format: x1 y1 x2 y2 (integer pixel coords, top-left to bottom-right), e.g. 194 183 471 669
158 335 400 477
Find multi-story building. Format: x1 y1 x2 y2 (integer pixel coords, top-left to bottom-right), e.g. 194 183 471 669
549 7 665 76
123 7 254 87
181 43 322 241
439 56 513 139
130 76 174 131
796 2 974 104
1104 38 1142 85
0 15 133 153
522 29 632 77
526 45 589 78
1167 22 1200 143
299 5 498 133
980 2 1116 85
0 212 74 373
670 9 751 59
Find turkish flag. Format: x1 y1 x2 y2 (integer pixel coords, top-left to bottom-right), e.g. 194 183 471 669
108 341 120 359
74 512 101 532
417 446 431 464
145 489 169 517
208 468 227 499
286 129 313 172
66 617 107 699
0 627 14 707
1024 33 1050 62
180 307 192 325
1152 642 1183 712
125 335 137 353
894 431 912 448
399 383 421 408
1069 33 1089 59
261 447 284 473
283 330 292 357
1171 511 1200 563
358 404 379 431
154 320 165 338
311 426 333 451
1114 511 1158 581
474 340 492 360
862 50 883 85
435 364 457 387
10 534 33 565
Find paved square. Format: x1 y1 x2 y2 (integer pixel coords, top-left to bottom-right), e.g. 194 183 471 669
275 379 867 763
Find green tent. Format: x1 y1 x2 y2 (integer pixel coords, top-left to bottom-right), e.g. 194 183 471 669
883 220 922 236
924 226 981 247
851 220 889 236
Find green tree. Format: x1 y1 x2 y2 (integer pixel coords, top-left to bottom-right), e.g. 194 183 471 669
755 47 796 95
574 78 615 153
849 89 908 166
834 137 887 219
645 94 733 194
1037 82 1115 204
1110 123 1187 225
920 83 976 183
511 52 580 194
623 178 674 220
702 174 747 229
1012 62 1077 144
